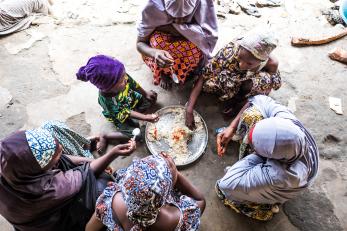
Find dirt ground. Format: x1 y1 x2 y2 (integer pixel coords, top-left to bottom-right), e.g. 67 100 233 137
0 0 346 230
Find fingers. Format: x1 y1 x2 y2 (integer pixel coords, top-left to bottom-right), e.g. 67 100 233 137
151 114 159 122
163 51 174 62
156 53 173 67
128 140 136 150
155 57 167 67
217 134 227 157
116 143 131 150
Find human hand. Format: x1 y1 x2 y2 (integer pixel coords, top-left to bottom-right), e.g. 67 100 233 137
216 126 235 156
154 50 174 68
110 140 136 156
185 110 196 130
145 90 158 103
145 113 159 123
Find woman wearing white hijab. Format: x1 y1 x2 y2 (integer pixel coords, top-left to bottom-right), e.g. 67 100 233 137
215 95 319 221
136 0 218 90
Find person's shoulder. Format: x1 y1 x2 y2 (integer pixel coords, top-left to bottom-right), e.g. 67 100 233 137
266 56 279 72
149 205 180 231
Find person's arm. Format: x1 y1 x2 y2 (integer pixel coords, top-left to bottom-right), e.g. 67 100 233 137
65 155 94 165
136 36 174 68
217 102 250 156
263 55 279 74
135 85 157 104
130 110 159 123
185 77 204 129
136 36 156 58
89 140 136 176
85 212 105 231
174 172 206 214
262 55 281 92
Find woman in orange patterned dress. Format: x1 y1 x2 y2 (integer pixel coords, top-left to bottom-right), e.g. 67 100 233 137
136 0 218 90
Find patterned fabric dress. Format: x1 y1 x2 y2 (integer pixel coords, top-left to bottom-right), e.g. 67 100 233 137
234 106 264 159
143 31 203 85
95 156 201 231
98 74 142 125
201 42 281 101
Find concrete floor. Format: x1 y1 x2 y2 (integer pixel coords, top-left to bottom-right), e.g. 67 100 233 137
0 0 346 230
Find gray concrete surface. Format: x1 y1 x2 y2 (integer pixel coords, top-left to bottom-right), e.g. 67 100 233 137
0 0 346 230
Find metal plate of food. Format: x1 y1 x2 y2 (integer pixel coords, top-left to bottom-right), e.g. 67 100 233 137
145 105 208 167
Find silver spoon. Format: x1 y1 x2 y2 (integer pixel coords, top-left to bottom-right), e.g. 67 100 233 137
131 128 141 141
171 66 179 84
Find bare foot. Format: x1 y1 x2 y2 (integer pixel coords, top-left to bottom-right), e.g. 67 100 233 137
329 48 347 64
87 136 99 152
97 134 108 155
160 75 173 90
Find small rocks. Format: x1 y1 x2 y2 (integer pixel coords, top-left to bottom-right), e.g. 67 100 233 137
216 0 282 18
323 134 341 144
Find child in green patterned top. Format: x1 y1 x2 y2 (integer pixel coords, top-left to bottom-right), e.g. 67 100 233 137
77 55 158 140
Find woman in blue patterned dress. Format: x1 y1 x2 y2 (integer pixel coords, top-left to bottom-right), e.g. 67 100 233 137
86 153 206 231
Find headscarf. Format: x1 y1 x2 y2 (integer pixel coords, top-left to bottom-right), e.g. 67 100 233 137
76 55 125 91
137 0 218 61
237 29 278 61
25 128 56 168
0 131 83 228
119 155 172 229
252 117 307 163
41 120 94 159
164 0 198 17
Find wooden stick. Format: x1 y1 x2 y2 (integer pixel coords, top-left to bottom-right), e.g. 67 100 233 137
291 29 347 47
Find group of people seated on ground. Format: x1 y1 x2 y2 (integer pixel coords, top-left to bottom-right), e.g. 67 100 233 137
0 0 319 230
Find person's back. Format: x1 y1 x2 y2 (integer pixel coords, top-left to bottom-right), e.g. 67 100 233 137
0 0 50 35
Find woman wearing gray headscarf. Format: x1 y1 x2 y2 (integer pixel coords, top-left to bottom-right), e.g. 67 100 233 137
136 0 218 90
215 95 319 221
185 29 282 129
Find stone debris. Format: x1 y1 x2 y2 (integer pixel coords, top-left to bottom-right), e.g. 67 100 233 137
216 0 241 15
237 0 261 17
287 96 298 113
216 0 282 18
256 0 282 7
0 87 12 110
329 96 343 115
321 5 346 26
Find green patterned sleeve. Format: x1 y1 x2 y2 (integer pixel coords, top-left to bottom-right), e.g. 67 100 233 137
127 75 140 89
98 95 130 123
115 108 131 123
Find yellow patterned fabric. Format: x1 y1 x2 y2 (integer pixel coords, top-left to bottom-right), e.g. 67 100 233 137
98 74 141 124
235 105 264 159
215 182 275 221
201 42 281 101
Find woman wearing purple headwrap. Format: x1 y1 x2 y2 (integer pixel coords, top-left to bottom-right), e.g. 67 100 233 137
77 55 158 139
136 0 218 90
0 127 136 231
86 153 205 231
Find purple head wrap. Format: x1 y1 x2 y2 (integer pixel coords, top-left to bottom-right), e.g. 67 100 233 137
76 55 125 91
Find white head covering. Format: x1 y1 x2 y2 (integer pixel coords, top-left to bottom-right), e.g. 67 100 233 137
164 0 199 17
252 117 307 162
237 28 278 61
